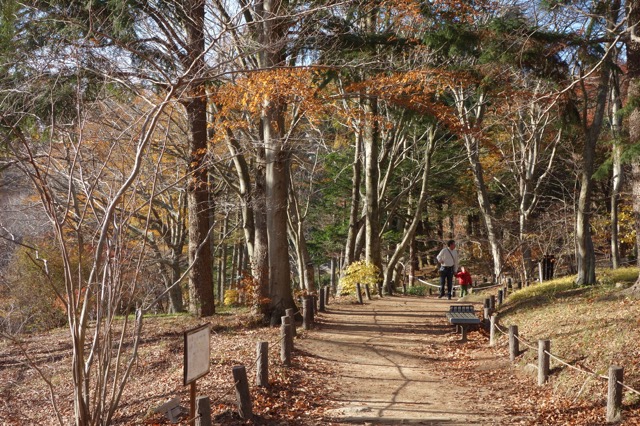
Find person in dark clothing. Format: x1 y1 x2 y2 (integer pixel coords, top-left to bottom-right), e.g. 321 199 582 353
436 240 458 300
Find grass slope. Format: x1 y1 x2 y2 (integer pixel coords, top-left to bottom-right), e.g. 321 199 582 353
490 268 640 408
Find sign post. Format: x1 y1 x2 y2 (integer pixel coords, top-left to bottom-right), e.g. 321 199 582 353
184 324 211 425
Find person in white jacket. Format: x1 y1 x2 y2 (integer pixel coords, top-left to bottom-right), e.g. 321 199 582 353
436 240 459 299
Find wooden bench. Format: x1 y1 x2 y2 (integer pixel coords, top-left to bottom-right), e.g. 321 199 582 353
446 305 480 342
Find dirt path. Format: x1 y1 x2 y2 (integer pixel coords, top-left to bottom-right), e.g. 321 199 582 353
298 295 508 425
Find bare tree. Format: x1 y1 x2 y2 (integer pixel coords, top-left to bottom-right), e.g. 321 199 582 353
494 79 562 282
3 82 181 425
450 84 504 281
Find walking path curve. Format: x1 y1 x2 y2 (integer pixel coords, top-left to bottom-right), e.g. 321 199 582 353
298 295 511 425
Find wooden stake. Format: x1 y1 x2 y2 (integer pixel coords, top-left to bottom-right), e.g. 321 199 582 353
256 341 268 387
190 381 196 426
509 325 519 361
607 365 624 423
538 339 550 385
232 366 253 420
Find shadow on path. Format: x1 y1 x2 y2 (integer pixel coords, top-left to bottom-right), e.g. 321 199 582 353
297 295 504 425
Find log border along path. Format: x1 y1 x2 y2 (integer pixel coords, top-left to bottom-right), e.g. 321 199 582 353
297 294 509 425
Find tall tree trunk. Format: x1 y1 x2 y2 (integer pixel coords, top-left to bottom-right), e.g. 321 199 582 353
610 70 623 269
168 254 184 313
576 46 611 285
343 133 362 268
626 0 640 292
230 241 238 288
265 121 294 322
226 130 256 259
409 237 417 287
258 0 296 323
608 1 623 269
252 154 270 315
287 171 315 292
363 93 383 275
184 0 215 316
185 96 215 315
218 214 229 304
299 228 315 291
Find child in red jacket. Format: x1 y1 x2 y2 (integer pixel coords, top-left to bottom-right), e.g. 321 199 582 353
455 266 472 297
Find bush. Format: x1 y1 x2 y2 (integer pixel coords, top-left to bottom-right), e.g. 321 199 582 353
405 285 429 296
224 289 240 306
339 261 381 296
0 241 69 334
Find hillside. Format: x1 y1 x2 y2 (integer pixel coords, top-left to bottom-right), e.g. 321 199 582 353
486 268 640 423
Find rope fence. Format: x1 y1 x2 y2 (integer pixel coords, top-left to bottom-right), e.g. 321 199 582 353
416 277 505 291
492 318 640 396
163 281 639 425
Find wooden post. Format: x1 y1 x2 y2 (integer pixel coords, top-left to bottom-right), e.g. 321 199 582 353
489 314 496 347
232 366 253 420
190 382 196 426
319 287 326 312
303 296 313 330
285 308 296 338
313 295 318 315
364 284 372 300
483 308 490 327
509 325 519 361
606 365 624 423
195 396 212 426
281 316 292 366
497 289 503 306
330 258 336 295
538 339 550 385
284 315 293 351
483 298 491 320
324 285 330 305
256 341 268 387
489 295 496 311
356 283 364 304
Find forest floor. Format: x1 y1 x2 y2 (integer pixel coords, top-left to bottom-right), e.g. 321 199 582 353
2 291 640 425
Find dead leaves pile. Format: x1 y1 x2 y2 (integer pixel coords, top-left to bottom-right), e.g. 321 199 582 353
439 329 640 425
136 314 335 425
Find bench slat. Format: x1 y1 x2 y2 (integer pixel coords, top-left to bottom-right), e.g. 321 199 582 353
446 307 480 325
449 304 475 313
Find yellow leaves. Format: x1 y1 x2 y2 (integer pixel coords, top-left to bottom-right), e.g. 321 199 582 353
209 68 330 146
339 261 381 295
213 68 327 119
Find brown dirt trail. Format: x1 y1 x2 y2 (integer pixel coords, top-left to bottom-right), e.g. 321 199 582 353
298 295 510 425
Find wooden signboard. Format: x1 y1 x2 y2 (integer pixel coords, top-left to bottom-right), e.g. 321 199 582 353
183 323 210 386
